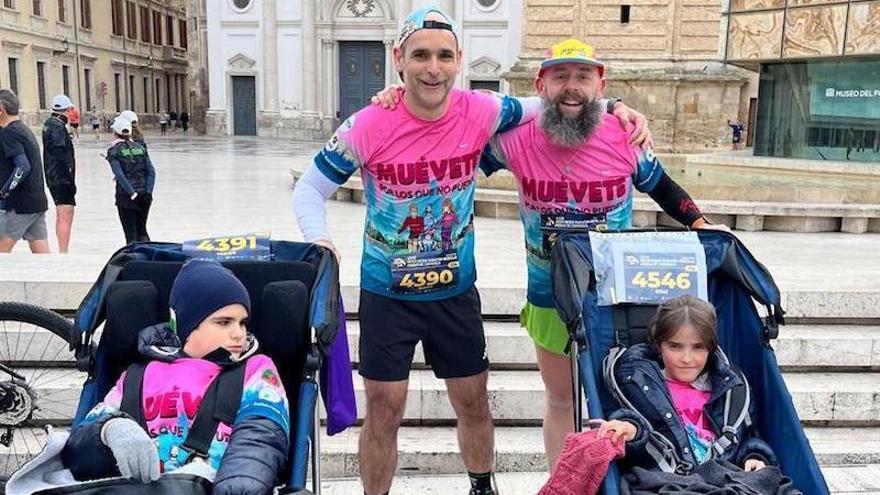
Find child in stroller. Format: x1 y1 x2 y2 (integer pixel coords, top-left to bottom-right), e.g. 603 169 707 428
61 259 290 494
596 295 777 473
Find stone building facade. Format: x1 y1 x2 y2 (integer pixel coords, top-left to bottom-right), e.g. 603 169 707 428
202 0 523 139
505 0 756 151
0 0 190 127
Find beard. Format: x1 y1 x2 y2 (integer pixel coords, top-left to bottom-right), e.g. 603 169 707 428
538 93 604 148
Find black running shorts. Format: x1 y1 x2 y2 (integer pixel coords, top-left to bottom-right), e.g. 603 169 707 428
49 184 77 206
358 287 489 381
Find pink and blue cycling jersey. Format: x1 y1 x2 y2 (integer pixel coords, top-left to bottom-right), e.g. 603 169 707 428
482 114 666 307
313 89 527 301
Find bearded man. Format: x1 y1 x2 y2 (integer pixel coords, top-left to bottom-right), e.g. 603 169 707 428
480 38 717 469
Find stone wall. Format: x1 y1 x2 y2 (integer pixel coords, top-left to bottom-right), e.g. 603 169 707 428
205 109 335 141
510 0 757 151
506 58 754 151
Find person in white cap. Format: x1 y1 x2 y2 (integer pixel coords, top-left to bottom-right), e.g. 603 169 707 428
120 110 147 149
42 94 76 253
106 116 155 244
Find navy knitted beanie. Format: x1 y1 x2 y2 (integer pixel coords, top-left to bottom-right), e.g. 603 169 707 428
169 259 251 343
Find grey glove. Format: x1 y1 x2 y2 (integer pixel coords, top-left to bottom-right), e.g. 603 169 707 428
101 417 160 483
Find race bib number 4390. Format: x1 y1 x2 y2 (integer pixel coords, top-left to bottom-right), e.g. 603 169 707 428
390 251 460 295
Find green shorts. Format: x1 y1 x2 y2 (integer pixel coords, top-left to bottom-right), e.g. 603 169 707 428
520 302 569 356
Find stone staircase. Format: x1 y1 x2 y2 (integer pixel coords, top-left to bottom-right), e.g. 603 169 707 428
3 285 880 493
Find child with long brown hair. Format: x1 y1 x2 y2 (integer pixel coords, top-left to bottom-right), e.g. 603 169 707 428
596 295 777 473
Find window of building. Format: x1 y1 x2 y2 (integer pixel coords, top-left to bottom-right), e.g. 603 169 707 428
114 73 121 112
126 1 136 39
80 0 91 28
32 0 42 16
475 0 500 11
128 74 135 110
620 5 631 24
754 58 880 163
62 64 70 95
7 58 19 95
83 67 92 110
179 19 187 49
152 10 162 45
140 6 150 42
166 15 174 45
142 76 148 112
36 61 47 108
470 80 500 92
3 0 15 9
230 0 252 10
110 0 122 35
57 0 65 21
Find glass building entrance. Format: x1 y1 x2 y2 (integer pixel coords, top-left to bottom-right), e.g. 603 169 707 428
754 58 880 163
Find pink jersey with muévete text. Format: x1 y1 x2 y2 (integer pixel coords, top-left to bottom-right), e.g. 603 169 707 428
314 89 527 301
482 114 667 307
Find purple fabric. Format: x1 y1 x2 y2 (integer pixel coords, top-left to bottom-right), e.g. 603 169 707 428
320 303 357 435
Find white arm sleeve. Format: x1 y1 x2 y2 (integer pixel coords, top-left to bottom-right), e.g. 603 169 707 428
291 165 342 243
516 96 543 125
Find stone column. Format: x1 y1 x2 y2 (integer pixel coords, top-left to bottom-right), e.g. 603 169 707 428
301 0 317 114
186 0 209 133
322 39 335 118
384 39 395 85
262 0 278 113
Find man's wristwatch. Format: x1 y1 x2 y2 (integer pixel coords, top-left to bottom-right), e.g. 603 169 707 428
606 97 623 114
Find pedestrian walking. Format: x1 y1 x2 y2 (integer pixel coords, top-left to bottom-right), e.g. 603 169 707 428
89 108 101 143
68 104 81 143
42 94 77 253
107 116 155 244
180 111 189 132
158 110 168 135
0 89 50 253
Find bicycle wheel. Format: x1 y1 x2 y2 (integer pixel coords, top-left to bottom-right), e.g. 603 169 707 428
0 302 82 480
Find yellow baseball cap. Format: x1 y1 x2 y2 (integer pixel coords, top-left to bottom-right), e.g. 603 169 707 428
539 39 604 77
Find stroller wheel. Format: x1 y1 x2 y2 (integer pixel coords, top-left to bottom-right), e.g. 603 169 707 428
0 302 79 480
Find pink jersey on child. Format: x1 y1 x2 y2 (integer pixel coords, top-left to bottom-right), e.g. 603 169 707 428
666 377 716 460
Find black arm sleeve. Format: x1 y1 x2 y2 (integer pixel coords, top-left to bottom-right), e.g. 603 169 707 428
646 170 703 227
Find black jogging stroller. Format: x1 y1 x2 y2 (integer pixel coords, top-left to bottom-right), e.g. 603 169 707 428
550 229 829 495
18 239 344 495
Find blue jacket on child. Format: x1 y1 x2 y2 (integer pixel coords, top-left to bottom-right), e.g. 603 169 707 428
608 343 777 472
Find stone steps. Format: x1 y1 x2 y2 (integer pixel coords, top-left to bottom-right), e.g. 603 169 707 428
317 426 880 478
324 369 880 426
345 321 880 371
4 425 877 479
317 465 880 494
3 320 878 371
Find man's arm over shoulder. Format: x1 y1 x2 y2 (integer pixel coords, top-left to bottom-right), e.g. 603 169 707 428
478 136 510 178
